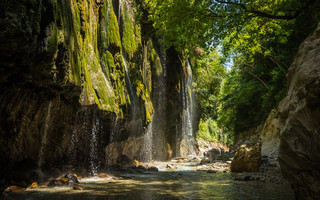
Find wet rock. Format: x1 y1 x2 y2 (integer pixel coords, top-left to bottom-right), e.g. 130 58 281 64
166 164 174 169
192 157 201 162
60 177 69 184
73 184 83 190
278 22 320 199
206 148 221 160
98 173 109 178
4 185 26 193
147 166 159 172
200 157 210 164
207 170 217 173
62 173 79 184
133 160 140 167
27 182 38 189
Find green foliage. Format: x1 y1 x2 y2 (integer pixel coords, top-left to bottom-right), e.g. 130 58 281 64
193 50 226 120
146 0 319 138
197 118 218 142
196 118 232 145
144 0 316 55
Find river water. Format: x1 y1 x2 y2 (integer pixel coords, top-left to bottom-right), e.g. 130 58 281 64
2 160 294 200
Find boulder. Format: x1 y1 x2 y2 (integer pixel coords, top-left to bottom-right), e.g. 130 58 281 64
278 23 320 199
231 132 261 172
147 166 159 172
205 148 221 160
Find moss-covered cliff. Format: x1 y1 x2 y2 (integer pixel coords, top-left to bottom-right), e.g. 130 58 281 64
0 0 194 190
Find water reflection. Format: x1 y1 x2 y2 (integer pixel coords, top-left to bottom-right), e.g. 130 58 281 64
3 171 294 200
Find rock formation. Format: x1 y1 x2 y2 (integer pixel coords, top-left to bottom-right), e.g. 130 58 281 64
278 23 320 199
0 0 196 189
231 109 281 173
231 128 261 172
260 109 281 169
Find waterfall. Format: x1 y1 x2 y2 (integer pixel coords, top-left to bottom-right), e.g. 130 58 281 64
180 59 195 156
143 115 153 162
38 101 52 168
89 113 100 175
106 115 118 166
118 0 121 26
142 44 168 161
152 47 167 160
122 51 135 108
118 2 138 119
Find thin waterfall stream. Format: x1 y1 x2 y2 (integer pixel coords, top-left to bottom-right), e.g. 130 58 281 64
38 101 52 169
89 113 100 175
180 59 195 156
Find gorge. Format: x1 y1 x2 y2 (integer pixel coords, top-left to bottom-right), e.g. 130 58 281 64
0 0 320 199
0 0 196 184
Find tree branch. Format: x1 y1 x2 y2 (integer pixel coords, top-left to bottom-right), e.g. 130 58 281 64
214 0 315 20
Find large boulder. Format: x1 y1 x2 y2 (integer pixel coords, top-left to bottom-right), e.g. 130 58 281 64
278 23 320 199
231 129 261 172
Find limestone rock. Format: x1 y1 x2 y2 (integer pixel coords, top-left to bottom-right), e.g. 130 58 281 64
231 133 261 172
260 110 280 160
259 109 281 170
278 23 320 199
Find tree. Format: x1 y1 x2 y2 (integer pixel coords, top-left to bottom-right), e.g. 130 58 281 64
145 0 320 140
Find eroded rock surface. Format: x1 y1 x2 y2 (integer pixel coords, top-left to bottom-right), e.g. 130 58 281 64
278 23 320 199
231 135 261 172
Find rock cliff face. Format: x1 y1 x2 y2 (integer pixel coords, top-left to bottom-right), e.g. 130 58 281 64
0 0 194 188
231 110 281 173
278 23 320 199
260 109 281 169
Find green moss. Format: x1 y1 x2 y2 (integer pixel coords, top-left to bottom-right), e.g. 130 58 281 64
122 5 141 58
145 107 152 124
105 1 121 49
48 24 59 55
154 55 162 76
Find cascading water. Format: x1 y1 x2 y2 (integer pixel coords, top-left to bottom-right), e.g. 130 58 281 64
118 0 122 27
141 42 168 161
38 101 52 169
152 46 168 160
180 59 195 156
122 51 136 109
89 113 100 175
105 115 118 166
143 115 153 162
118 0 138 118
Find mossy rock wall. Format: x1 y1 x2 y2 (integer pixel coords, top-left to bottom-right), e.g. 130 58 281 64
0 0 189 189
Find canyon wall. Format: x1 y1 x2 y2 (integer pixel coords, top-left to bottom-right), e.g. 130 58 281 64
278 23 320 199
0 0 195 188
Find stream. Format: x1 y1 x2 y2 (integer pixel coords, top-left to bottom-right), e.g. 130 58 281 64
2 159 294 200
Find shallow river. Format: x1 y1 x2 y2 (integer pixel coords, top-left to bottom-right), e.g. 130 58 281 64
2 161 295 200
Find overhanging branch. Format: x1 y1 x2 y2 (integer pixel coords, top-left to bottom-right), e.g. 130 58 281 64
214 0 315 20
